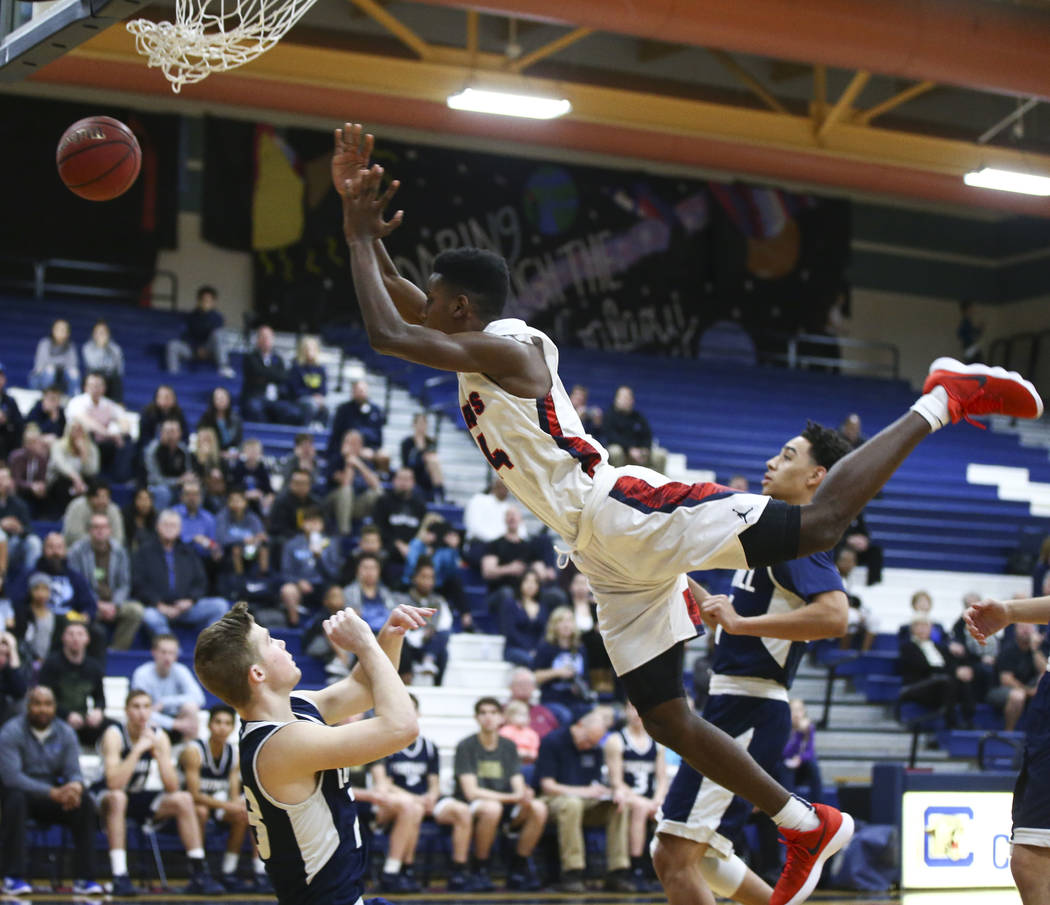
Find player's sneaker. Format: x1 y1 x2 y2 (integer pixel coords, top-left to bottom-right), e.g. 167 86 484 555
770 803 854 905
109 874 140 897
924 357 1043 427
185 871 226 895
2 877 32 895
72 879 104 895
253 871 275 893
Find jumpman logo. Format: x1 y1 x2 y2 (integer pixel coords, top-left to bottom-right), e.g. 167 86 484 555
733 506 753 523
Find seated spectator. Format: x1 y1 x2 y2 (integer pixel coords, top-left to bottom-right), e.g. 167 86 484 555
328 379 385 465
899 615 976 729
837 509 883 586
122 487 158 554
132 509 229 638
68 512 144 651
325 429 382 535
174 476 221 566
839 413 866 449
229 437 274 515
401 514 463 598
395 559 453 684
190 427 226 482
29 318 79 395
534 606 593 726
196 386 243 456
81 320 125 403
241 325 299 424
343 552 396 633
950 591 999 699
62 477 124 547
179 705 268 893
400 412 445 501
567 571 611 691
1033 535 1050 599
987 622 1046 731
166 285 233 378
0 686 102 896
897 590 947 645
372 466 426 587
535 708 632 893
65 372 134 482
24 384 66 444
37 622 107 746
373 695 474 893
501 569 548 669
0 463 42 578
507 666 560 738
837 547 877 650
138 384 189 453
0 362 25 461
482 506 558 611
463 475 512 568
0 630 27 726
279 506 342 627
216 485 270 579
10 424 50 516
303 584 353 676
781 699 822 805
500 700 540 764
202 466 229 515
96 690 224 896
603 385 666 473
46 420 99 504
288 335 328 427
15 574 57 667
603 702 666 889
454 697 548 892
569 383 602 439
281 432 321 488
32 531 105 659
144 418 190 510
269 468 322 546
131 634 205 740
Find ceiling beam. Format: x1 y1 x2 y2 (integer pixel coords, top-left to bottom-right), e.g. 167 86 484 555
348 0 433 60
417 0 1050 101
816 70 869 141
506 25 592 73
707 49 786 114
854 80 936 126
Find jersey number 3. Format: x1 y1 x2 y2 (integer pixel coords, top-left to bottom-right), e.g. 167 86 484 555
462 393 514 471
244 787 271 859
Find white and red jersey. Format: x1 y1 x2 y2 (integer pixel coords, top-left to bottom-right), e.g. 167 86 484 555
457 318 608 546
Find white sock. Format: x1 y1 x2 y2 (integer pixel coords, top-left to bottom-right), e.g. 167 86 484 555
383 858 402 875
699 853 749 898
253 858 266 875
222 852 239 875
910 386 950 431
187 848 205 861
772 795 819 832
110 850 127 877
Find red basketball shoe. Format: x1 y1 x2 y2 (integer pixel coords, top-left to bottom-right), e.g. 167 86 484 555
924 357 1043 427
770 803 854 905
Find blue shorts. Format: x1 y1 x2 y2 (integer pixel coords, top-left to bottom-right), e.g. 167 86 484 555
655 693 790 858
1013 670 1050 848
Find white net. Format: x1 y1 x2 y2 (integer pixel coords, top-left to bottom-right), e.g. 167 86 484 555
126 0 321 93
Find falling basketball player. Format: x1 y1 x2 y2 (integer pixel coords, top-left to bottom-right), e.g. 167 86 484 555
334 123 1043 905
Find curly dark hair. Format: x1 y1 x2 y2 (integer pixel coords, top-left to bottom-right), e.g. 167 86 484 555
800 420 852 471
432 248 510 323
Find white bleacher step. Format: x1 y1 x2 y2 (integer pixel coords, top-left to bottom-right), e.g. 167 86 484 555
411 685 506 717
418 714 480 750
447 633 505 662
444 659 512 689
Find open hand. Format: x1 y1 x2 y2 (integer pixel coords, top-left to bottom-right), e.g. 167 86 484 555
381 604 436 637
332 123 373 197
963 599 1010 645
341 165 403 245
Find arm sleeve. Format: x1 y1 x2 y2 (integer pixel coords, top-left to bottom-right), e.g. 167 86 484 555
453 738 475 778
0 724 53 796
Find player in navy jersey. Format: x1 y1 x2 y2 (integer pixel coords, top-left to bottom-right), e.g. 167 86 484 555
335 124 1043 905
651 422 850 905
371 695 474 892
193 599 433 905
604 702 667 889
965 594 1050 905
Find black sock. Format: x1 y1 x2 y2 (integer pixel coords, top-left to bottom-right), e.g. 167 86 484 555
474 856 490 873
631 855 645 873
451 860 468 873
510 853 526 872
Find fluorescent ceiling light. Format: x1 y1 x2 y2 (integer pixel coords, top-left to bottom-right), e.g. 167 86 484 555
963 167 1050 196
447 88 571 120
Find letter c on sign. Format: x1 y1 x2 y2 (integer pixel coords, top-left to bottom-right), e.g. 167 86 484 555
992 834 1011 870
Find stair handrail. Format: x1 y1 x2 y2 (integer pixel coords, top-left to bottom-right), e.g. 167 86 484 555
771 333 900 379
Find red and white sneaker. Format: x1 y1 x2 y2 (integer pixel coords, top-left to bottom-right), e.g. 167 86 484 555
770 803 854 905
923 357 1043 427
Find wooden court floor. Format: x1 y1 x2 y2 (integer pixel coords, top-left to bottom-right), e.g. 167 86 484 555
0 890 1024 904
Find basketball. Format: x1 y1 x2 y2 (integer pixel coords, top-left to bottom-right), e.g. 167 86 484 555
56 115 142 201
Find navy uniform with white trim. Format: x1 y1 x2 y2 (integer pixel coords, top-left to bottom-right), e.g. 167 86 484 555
240 694 367 905
619 728 658 799
191 736 234 802
385 737 439 796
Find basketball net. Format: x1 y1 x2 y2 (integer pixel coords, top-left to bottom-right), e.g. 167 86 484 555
126 0 321 92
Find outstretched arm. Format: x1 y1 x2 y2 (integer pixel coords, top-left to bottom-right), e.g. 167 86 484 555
965 595 1050 644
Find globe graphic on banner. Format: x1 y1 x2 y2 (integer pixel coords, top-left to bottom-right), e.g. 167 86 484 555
523 166 579 236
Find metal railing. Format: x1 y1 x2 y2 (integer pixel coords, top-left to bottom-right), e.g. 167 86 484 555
770 333 900 379
989 327 1050 396
0 255 178 308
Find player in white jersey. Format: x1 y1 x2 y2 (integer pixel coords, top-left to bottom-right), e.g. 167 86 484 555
965 595 1050 905
334 123 1044 905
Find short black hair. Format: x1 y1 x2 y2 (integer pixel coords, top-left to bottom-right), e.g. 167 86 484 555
197 285 218 301
432 248 510 323
801 420 852 471
474 696 503 715
209 703 236 721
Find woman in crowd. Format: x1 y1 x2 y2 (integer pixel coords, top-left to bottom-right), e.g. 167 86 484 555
29 318 79 395
46 419 99 502
122 487 158 554
501 569 548 669
138 384 189 450
533 605 592 725
288 335 328 427
196 386 243 455
81 320 125 402
400 411 445 502
190 426 225 480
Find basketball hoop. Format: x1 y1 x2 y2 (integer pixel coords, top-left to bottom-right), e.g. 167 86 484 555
126 0 321 92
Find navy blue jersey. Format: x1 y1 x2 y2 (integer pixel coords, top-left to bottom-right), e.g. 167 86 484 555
712 551 844 687
385 737 439 796
619 728 657 798
535 726 604 788
192 738 234 800
92 724 155 795
240 694 366 905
